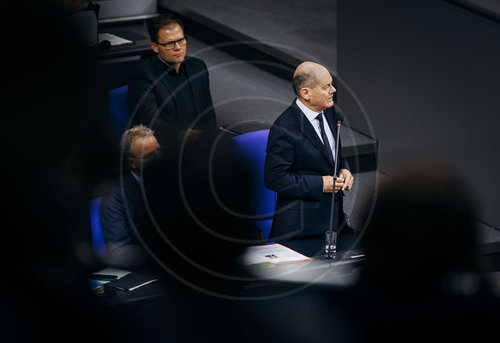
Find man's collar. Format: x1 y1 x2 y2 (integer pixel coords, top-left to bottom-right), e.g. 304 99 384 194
155 55 187 75
295 98 322 121
130 170 144 185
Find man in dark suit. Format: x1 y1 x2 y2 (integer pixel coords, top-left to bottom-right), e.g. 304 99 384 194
100 125 161 268
264 61 354 255
129 13 216 147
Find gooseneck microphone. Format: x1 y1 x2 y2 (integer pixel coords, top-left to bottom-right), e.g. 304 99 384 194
334 108 345 124
325 108 344 259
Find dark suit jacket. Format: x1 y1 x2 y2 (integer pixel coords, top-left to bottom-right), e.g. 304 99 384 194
129 55 216 145
100 170 147 261
264 101 350 241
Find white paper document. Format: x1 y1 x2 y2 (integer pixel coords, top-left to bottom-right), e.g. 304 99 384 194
243 243 313 266
98 33 134 46
90 267 131 284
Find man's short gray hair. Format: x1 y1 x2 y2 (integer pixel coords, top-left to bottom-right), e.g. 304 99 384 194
292 71 317 97
120 125 155 159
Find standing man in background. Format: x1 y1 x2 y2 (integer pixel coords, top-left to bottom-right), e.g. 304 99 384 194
129 13 216 147
264 61 354 255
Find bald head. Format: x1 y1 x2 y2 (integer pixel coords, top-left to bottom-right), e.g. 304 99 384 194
293 62 336 112
293 62 328 78
292 62 328 95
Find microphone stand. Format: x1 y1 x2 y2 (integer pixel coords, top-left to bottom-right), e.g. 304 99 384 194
325 118 342 259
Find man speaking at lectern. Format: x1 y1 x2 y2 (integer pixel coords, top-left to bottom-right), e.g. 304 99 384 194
264 62 354 255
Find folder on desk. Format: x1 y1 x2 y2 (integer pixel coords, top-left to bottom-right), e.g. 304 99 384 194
243 243 313 266
98 32 134 47
105 273 157 291
90 267 130 281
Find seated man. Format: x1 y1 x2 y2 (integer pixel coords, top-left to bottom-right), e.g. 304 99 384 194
100 125 161 268
129 12 217 147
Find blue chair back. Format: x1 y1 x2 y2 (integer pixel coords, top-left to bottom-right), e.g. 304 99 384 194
232 129 276 240
108 85 129 142
89 197 106 257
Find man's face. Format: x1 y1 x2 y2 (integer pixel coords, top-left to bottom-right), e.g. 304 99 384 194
128 136 161 171
306 68 336 112
151 23 187 65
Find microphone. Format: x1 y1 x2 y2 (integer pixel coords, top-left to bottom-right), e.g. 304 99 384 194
325 107 346 259
334 108 345 124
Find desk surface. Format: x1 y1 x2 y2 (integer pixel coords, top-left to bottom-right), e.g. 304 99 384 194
100 279 165 305
245 252 364 289
95 249 364 305
91 23 153 60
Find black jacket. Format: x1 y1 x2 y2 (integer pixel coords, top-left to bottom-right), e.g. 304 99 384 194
129 55 216 145
264 101 350 241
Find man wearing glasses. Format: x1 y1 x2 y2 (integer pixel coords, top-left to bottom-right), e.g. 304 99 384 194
129 13 216 146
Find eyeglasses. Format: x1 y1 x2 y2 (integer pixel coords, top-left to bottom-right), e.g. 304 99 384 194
155 37 188 50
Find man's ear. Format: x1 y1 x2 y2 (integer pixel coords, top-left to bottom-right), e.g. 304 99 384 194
300 87 310 101
151 42 159 54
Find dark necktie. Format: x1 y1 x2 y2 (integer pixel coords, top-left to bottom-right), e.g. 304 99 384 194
317 112 334 163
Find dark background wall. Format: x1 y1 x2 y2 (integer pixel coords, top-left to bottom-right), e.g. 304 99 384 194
337 0 500 229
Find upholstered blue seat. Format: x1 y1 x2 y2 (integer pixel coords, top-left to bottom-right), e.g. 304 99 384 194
108 85 129 143
232 129 276 241
89 197 106 257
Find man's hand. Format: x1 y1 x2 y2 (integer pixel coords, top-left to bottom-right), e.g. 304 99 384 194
338 168 354 191
322 175 345 193
323 169 354 193
322 175 334 193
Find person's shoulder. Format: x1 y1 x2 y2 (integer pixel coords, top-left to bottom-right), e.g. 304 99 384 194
101 172 137 202
185 56 208 70
267 104 301 141
273 102 299 126
99 177 121 210
133 55 159 76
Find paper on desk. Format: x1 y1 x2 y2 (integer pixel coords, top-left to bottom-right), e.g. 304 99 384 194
105 273 158 291
243 243 313 266
98 33 134 46
91 267 131 284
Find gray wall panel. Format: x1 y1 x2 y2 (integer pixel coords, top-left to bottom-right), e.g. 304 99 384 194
337 0 500 227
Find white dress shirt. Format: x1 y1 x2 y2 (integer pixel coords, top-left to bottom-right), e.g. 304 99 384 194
295 98 336 157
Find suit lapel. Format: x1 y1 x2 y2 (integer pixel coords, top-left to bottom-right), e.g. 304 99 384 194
323 108 338 142
291 101 334 167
